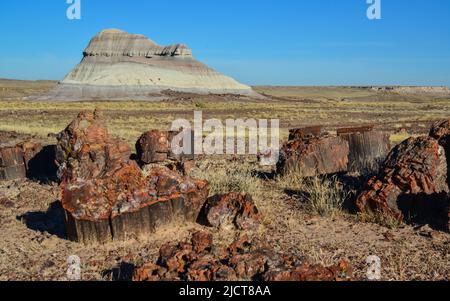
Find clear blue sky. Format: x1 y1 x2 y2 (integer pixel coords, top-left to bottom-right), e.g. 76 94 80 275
0 0 449 86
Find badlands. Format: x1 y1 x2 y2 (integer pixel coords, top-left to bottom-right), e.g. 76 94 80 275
45 29 256 100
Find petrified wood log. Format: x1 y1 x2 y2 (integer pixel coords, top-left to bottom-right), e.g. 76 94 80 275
288 126 322 140
136 130 169 164
429 119 450 231
0 145 26 180
337 126 390 173
135 129 195 164
58 110 209 244
199 193 260 230
167 129 195 161
62 166 209 244
0 141 43 181
263 260 353 281
356 136 449 222
56 110 131 182
133 232 353 281
277 136 349 176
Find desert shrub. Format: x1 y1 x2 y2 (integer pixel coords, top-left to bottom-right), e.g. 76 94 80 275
302 176 348 217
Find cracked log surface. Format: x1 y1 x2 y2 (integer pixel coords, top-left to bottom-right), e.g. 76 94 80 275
337 126 390 173
57 109 209 244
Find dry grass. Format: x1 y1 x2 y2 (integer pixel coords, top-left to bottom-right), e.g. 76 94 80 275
191 160 264 200
276 166 347 218
1 81 450 149
302 176 348 218
357 210 403 230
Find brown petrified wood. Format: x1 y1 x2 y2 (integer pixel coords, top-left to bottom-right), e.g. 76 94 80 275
0 145 26 180
288 126 323 140
355 136 449 222
277 136 349 176
199 193 261 230
429 119 450 230
133 232 353 281
263 260 353 281
135 129 195 165
0 140 43 181
337 126 390 173
167 129 195 161
136 130 169 164
58 110 209 244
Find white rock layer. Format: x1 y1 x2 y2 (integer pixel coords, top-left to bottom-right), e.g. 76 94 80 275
52 29 255 100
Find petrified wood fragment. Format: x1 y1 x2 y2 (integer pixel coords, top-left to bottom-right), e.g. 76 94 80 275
136 130 169 164
263 260 353 281
135 129 195 164
356 136 449 222
200 193 260 230
133 232 353 281
288 126 322 140
0 141 43 181
278 136 349 177
337 126 390 173
56 109 131 182
58 110 209 244
0 145 26 180
429 119 450 230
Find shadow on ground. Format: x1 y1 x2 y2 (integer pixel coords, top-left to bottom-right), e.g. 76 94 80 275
102 262 136 281
17 201 67 239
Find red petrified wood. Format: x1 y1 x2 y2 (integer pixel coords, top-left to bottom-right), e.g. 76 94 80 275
135 129 195 164
200 193 261 230
429 119 450 231
356 136 449 221
278 134 349 177
136 130 169 164
57 110 209 244
133 232 353 281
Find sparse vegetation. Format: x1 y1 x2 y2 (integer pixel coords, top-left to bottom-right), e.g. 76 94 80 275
192 160 263 200
275 164 305 191
302 176 348 217
357 210 403 230
1 81 449 281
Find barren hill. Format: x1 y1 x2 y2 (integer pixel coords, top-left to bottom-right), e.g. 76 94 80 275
48 29 256 100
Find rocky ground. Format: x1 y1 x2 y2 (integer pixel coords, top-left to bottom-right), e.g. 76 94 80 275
0 146 448 280
0 81 449 281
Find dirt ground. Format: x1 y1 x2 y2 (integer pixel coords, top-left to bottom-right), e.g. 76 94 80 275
0 80 449 281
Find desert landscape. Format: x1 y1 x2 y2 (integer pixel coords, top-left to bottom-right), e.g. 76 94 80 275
0 77 449 281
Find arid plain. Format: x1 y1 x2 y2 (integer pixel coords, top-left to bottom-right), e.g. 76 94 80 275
0 79 449 280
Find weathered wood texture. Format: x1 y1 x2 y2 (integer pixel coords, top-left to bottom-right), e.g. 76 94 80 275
58 110 209 244
429 119 450 231
0 145 26 180
136 129 195 164
278 136 349 177
0 141 43 181
288 126 323 141
356 136 449 226
337 126 390 173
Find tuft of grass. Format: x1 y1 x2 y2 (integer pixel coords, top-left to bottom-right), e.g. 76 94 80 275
191 161 263 200
302 176 348 217
275 163 305 191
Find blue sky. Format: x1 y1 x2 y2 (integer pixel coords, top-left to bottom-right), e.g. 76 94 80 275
0 0 449 86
